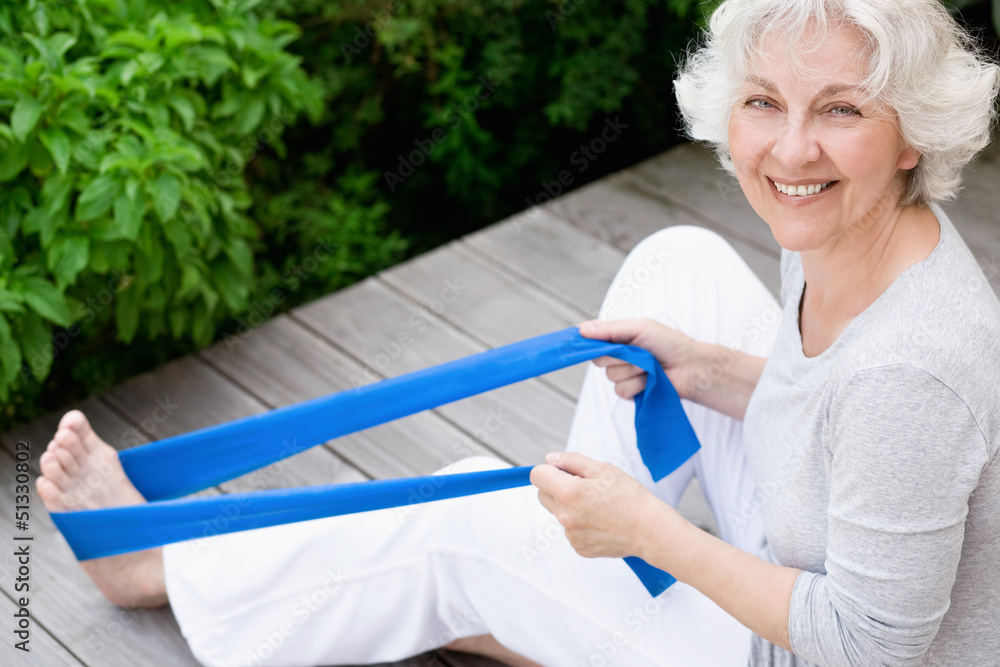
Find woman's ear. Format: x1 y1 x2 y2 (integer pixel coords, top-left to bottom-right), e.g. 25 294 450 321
897 144 921 170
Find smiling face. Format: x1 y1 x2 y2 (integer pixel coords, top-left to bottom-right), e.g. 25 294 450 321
727 23 920 253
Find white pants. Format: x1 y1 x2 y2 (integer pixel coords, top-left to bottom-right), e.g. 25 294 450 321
164 226 782 667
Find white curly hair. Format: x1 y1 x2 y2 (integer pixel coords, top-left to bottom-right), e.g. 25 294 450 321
674 0 1000 205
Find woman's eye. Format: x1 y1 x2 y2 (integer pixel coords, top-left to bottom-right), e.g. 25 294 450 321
746 98 773 110
830 106 860 116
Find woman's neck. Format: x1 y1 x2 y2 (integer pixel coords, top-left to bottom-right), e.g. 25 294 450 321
797 203 940 357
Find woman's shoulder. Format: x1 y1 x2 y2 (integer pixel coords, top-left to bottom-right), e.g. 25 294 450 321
840 208 1000 457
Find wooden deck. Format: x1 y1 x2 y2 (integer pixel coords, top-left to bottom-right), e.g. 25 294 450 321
3 141 999 666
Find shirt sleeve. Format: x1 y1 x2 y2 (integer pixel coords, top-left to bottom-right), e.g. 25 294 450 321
788 365 988 666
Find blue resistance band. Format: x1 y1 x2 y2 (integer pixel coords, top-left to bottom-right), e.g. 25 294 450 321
51 327 699 597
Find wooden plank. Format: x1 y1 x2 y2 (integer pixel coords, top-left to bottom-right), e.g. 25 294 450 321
463 208 627 319
200 314 494 479
621 142 779 253
378 241 586 398
99 356 367 493
542 169 781 297
0 396 140 468
0 448 202 667
0 591 86 666
293 279 576 465
545 171 704 251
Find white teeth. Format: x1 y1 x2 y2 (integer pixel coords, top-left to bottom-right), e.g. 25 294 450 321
774 181 832 196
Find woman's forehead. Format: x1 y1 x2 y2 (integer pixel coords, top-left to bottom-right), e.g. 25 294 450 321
743 23 870 91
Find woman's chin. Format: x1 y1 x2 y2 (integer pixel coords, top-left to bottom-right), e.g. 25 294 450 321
765 224 833 254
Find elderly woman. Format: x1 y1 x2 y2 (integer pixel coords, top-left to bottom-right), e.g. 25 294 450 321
37 0 999 665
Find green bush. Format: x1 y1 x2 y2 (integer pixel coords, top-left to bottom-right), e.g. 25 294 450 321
263 0 714 251
0 0 407 418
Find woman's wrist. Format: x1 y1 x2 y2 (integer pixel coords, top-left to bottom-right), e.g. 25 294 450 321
631 495 690 566
675 341 766 420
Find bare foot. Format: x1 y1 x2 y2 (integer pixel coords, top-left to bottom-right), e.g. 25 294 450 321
37 410 167 608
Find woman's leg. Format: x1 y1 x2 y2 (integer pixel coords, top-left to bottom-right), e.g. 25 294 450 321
36 411 168 608
42 224 782 667
163 224 782 667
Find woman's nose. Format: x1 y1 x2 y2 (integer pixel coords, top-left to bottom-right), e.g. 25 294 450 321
771 117 822 168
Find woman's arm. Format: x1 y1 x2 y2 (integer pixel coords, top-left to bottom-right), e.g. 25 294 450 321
579 320 767 421
637 494 800 651
683 341 768 420
531 453 801 652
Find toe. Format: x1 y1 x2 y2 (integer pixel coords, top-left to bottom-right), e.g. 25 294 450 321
52 442 81 477
39 448 71 487
53 428 84 471
59 410 100 452
61 409 112 454
36 476 67 512
58 409 88 432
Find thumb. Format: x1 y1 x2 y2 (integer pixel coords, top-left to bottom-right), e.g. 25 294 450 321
544 451 604 478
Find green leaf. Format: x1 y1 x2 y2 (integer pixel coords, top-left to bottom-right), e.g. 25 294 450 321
17 311 53 382
168 306 188 339
163 217 193 255
168 94 196 132
88 240 131 273
0 140 30 181
224 238 253 277
191 297 214 346
241 64 270 89
39 126 71 174
110 178 144 240
42 172 76 216
0 315 22 384
11 98 44 142
56 105 90 136
105 30 157 51
49 33 78 60
211 258 248 311
135 226 164 286
115 283 141 343
234 97 265 135
48 234 90 289
190 46 237 87
21 276 73 327
0 288 25 315
75 174 122 221
28 138 53 175
151 172 181 222
177 263 202 301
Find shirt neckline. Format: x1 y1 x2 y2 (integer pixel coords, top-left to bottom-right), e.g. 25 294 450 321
790 204 948 363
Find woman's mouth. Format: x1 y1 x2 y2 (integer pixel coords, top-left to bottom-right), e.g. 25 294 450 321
770 179 837 198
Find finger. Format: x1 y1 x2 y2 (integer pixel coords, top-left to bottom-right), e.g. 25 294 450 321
604 363 645 383
529 463 569 491
613 375 647 400
578 318 649 345
591 355 629 369
534 488 558 516
543 451 604 479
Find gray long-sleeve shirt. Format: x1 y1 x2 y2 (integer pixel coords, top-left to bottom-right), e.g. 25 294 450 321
742 204 1000 667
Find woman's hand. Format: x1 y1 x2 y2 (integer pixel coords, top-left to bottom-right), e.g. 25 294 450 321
579 318 699 401
580 318 768 421
529 451 677 560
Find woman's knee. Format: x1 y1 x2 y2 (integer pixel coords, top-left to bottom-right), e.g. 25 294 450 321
600 225 734 319
626 225 732 269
